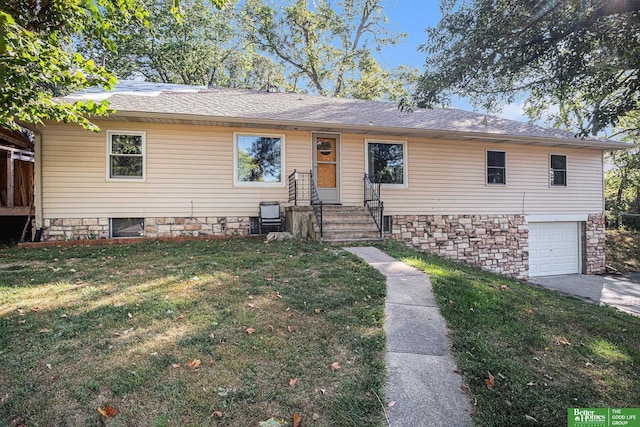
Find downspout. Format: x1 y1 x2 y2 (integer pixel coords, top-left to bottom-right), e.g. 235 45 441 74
18 122 43 236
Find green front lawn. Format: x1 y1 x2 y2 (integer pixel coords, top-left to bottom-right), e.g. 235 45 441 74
0 239 386 426
3 238 638 427
381 241 640 427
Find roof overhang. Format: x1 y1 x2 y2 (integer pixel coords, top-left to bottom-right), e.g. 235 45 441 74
93 110 630 151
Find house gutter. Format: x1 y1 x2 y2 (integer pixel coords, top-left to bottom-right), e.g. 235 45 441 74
104 111 630 151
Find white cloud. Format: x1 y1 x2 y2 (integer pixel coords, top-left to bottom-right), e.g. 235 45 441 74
498 102 527 122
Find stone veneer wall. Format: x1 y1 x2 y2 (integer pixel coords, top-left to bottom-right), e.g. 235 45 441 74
584 213 606 275
41 217 251 241
390 214 529 279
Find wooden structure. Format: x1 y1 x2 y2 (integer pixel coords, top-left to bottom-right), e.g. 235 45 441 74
0 128 34 216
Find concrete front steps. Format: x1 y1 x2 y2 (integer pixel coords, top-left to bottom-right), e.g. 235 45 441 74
316 205 383 243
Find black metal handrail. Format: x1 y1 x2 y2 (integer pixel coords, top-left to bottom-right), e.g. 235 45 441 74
310 171 323 237
288 169 312 205
288 169 323 236
364 173 383 238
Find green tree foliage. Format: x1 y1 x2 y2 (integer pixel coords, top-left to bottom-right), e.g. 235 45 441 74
0 0 233 130
82 0 285 90
0 0 149 130
606 113 640 226
416 0 640 137
241 0 418 100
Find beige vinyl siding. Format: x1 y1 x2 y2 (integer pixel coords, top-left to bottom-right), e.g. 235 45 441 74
40 121 604 219
361 137 603 215
41 122 311 218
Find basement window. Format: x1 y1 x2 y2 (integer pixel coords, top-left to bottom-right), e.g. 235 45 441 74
383 215 393 232
111 218 145 238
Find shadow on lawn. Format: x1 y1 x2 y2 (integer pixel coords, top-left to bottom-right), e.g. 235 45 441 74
378 241 640 427
0 240 387 426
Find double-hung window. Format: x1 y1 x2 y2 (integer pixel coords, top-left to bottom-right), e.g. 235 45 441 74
366 140 407 187
550 154 567 186
234 133 284 186
107 131 145 180
486 150 506 185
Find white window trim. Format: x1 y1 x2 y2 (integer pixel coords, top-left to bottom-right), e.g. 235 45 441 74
233 132 286 187
106 130 146 181
486 149 507 186
364 139 408 189
549 153 568 187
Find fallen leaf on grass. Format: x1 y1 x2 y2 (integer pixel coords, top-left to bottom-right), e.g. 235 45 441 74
176 314 184 320
448 300 455 306
127 312 133 319
289 378 298 387
485 372 495 388
524 414 538 423
558 337 571 346
46 364 52 370
10 417 26 427
312 413 320 420
268 325 275 332
209 359 215 366
461 383 469 391
247 303 256 309
30 306 41 312
18 320 26 325
287 326 295 332
526 309 534 315
171 363 181 369
188 359 201 369
97 405 119 418
293 412 302 427
212 410 223 418
331 361 341 371
500 285 509 291
314 308 322 314
527 381 537 386
38 328 49 334
246 327 256 335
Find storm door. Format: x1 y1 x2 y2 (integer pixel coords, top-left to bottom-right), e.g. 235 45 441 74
313 134 340 204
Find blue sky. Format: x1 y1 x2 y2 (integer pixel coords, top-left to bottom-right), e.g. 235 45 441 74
377 0 529 122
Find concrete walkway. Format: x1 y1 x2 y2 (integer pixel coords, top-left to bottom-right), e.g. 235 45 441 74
345 247 473 427
529 273 640 317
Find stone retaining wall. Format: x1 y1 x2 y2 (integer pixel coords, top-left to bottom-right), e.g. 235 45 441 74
585 213 606 274
390 214 529 279
41 217 251 241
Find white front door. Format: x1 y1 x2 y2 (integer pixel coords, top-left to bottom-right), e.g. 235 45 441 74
313 134 340 204
529 222 580 277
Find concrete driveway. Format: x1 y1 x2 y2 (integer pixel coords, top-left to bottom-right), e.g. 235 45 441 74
529 273 640 316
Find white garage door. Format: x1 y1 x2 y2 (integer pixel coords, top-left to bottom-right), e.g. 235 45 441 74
529 222 580 277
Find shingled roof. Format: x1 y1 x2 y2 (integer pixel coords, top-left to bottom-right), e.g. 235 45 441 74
62 81 626 150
